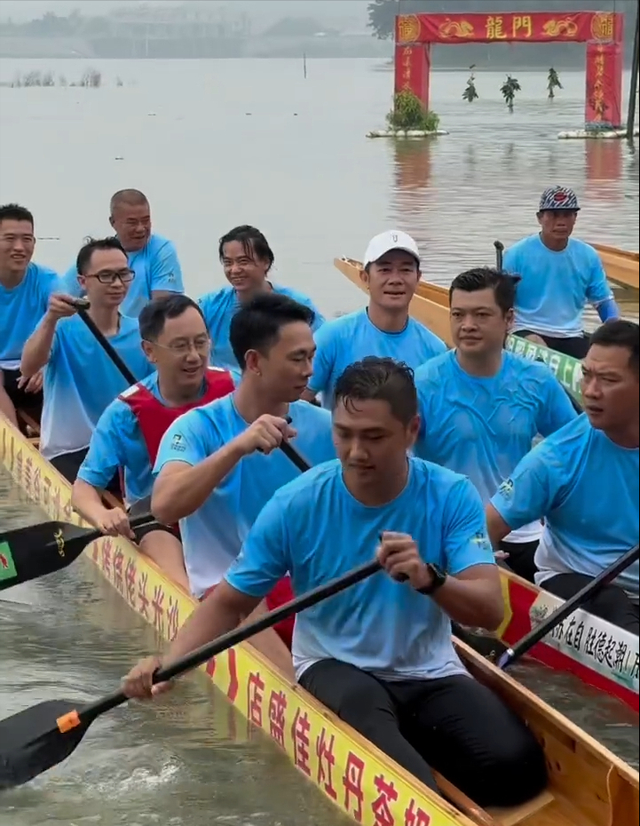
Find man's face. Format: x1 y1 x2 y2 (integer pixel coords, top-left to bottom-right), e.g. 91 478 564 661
582 344 639 433
143 307 210 393
450 287 513 357
221 240 270 296
110 202 151 252
0 218 35 278
78 248 132 309
363 250 420 312
537 209 577 244
247 321 315 401
332 397 419 485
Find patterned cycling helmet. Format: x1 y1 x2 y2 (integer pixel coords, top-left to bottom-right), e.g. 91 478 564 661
538 186 580 212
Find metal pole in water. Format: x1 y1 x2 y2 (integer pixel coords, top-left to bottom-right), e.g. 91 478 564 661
303 53 307 79
628 4 639 140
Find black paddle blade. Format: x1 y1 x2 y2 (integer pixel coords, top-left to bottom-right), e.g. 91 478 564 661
0 521 98 592
0 700 88 791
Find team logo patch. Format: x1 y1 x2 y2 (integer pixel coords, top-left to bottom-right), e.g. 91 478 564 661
498 478 515 500
170 433 186 452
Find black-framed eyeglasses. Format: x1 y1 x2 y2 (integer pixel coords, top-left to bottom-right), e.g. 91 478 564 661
144 335 211 356
85 268 135 284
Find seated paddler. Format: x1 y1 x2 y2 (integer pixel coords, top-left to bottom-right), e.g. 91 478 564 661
487 321 639 635
149 292 336 673
71 295 235 591
123 356 547 810
20 236 154 483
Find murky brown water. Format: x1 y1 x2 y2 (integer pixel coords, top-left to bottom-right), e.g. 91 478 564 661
0 57 637 825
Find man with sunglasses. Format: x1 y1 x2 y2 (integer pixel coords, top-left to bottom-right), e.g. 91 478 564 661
21 236 154 482
72 294 235 590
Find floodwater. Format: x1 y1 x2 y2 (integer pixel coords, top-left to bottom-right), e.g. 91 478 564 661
0 57 638 826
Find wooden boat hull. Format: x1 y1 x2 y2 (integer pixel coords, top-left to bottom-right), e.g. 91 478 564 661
335 256 639 713
1 414 637 826
334 258 584 404
592 244 639 292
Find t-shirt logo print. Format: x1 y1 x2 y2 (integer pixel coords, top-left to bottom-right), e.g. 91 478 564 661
498 478 515 500
392 233 398 243
171 433 186 452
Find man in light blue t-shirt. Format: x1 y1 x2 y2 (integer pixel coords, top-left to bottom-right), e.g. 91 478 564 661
199 225 324 371
488 321 639 634
305 230 446 407
123 356 547 809
60 189 184 318
503 186 619 359
0 203 60 427
415 267 577 582
21 236 154 482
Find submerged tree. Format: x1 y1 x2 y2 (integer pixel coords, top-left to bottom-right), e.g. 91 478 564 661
386 90 440 132
547 67 563 99
501 75 521 111
462 65 479 102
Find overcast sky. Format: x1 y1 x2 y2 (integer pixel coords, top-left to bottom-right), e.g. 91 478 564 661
1 1 371 24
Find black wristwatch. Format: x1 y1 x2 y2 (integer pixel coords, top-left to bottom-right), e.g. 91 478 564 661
417 563 447 596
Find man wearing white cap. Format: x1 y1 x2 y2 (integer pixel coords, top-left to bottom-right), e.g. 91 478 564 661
503 186 620 359
305 230 446 407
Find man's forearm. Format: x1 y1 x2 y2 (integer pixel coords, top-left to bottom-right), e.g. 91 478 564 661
20 315 56 377
72 479 109 524
432 577 504 630
152 440 246 523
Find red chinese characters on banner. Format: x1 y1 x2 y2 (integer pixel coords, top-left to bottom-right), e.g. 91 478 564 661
405 799 432 826
393 45 430 109
372 774 399 826
247 671 265 727
585 41 623 128
316 728 337 800
343 751 365 822
291 708 311 776
268 689 287 749
151 583 165 635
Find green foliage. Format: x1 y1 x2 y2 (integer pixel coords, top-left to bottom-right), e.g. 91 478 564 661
500 75 521 111
462 68 479 102
547 67 563 99
386 90 440 131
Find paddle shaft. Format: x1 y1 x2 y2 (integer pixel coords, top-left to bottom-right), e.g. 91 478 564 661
494 240 504 272
72 559 382 724
499 544 640 669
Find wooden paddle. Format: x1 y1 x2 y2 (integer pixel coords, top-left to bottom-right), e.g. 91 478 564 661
498 543 640 669
0 558 382 790
0 514 157 592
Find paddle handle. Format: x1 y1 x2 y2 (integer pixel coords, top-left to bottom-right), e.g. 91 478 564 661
498 544 640 669
77 559 383 722
494 240 505 272
74 302 137 385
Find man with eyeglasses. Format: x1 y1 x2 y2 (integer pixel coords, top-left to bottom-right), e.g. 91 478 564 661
72 294 235 590
60 189 184 319
21 236 154 482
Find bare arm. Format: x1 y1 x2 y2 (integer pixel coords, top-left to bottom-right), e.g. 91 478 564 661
485 503 513 550
20 314 57 377
71 478 112 525
432 565 503 631
152 439 246 524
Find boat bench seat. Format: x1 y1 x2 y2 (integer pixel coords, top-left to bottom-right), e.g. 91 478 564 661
486 788 556 825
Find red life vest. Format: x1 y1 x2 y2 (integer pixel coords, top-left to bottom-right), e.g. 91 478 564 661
119 367 235 465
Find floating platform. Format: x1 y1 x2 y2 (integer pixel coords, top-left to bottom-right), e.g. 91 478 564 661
557 127 639 140
367 129 449 138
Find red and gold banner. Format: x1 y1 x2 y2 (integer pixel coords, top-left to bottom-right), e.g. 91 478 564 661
394 43 430 110
396 11 623 45
585 41 623 128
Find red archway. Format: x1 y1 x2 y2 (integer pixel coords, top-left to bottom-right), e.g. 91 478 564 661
395 11 624 129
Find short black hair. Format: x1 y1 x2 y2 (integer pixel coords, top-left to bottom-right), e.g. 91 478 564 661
449 267 521 315
139 294 205 341
590 320 639 376
0 203 34 229
230 292 315 370
76 236 127 276
110 189 149 214
333 357 417 426
218 225 274 273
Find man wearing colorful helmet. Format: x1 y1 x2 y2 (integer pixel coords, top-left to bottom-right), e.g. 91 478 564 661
503 186 620 359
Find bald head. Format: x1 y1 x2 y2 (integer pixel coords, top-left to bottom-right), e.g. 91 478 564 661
109 190 151 252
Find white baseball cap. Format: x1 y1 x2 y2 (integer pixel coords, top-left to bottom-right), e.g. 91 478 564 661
363 230 420 268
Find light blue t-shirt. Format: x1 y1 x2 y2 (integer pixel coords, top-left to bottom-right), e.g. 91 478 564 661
154 395 335 597
77 373 164 506
60 234 184 318
503 234 613 337
415 350 578 542
226 457 495 681
309 309 447 408
39 314 154 460
490 415 639 597
198 284 325 371
0 263 60 369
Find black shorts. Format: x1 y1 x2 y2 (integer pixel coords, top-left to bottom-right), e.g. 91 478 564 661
513 331 590 360
0 367 43 420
